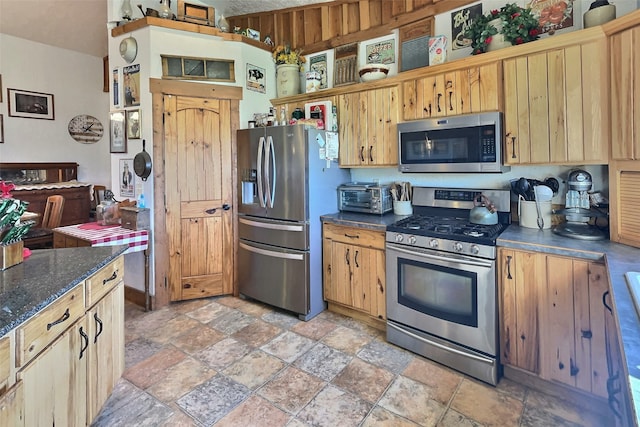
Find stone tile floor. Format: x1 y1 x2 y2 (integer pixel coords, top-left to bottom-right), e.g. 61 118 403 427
92 296 611 426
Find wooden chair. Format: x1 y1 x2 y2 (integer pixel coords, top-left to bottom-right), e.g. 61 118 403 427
23 195 65 249
90 185 106 219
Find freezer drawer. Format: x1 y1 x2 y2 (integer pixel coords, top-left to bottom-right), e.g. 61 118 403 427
238 239 309 316
238 215 309 250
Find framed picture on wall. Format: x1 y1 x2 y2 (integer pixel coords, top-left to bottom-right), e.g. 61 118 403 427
0 114 4 143
7 88 55 120
119 158 135 198
112 68 121 107
126 109 141 139
246 63 266 94
110 110 127 153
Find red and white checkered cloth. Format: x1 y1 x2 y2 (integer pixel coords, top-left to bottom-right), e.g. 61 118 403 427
54 223 148 254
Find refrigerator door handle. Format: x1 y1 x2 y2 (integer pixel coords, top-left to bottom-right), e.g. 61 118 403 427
265 135 276 208
257 136 266 207
240 242 304 260
239 217 305 232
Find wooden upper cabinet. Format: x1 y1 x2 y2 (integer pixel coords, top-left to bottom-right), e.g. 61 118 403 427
610 25 640 160
402 63 500 121
503 38 609 165
339 85 399 167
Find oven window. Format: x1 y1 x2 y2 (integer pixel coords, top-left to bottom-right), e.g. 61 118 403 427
397 258 478 327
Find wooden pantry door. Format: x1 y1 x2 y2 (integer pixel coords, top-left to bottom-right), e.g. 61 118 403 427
151 79 240 305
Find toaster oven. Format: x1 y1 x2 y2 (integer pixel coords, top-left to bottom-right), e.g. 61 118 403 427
338 182 393 214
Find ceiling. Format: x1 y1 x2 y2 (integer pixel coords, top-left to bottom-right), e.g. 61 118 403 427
0 0 332 58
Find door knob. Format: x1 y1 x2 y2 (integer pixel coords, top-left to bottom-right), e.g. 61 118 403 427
222 204 231 210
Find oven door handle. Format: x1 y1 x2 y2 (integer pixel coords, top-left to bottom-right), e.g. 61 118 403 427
387 322 495 365
387 243 493 268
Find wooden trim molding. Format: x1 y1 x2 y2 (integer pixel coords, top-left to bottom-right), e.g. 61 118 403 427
149 78 243 100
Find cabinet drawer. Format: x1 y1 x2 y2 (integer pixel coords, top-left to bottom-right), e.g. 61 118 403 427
16 283 85 367
323 223 385 249
86 256 124 308
0 335 10 390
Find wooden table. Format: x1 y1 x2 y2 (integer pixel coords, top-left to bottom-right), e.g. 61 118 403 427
53 222 151 310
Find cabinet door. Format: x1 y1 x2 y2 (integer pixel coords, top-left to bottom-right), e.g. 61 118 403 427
544 256 610 396
368 86 399 167
498 248 544 373
503 43 608 165
87 284 125 421
324 240 354 307
610 26 640 160
338 92 362 167
21 317 88 427
0 381 24 427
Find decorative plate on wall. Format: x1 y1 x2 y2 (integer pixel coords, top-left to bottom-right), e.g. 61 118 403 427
119 36 138 63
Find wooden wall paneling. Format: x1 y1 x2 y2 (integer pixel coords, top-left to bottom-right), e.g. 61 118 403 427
391 0 407 18
293 10 306 49
304 8 323 45
359 0 371 31
346 2 361 34
368 0 383 28
276 11 293 48
547 49 568 163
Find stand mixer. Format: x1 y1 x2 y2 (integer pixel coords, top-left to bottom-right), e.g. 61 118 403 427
553 169 607 240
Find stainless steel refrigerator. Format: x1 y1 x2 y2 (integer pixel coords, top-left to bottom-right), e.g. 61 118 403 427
237 125 349 320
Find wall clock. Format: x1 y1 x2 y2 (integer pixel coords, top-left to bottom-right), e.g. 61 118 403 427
68 114 104 144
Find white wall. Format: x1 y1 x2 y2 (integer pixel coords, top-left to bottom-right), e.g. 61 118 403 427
0 34 111 186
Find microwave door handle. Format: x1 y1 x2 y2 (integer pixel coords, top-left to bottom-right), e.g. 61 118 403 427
257 136 266 207
266 135 276 208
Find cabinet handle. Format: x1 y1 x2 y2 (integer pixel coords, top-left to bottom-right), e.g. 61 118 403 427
506 255 513 279
103 270 118 285
344 233 359 239
448 91 453 111
205 208 217 214
369 146 374 162
345 248 350 266
47 308 70 331
581 329 592 339
354 250 359 268
603 290 612 313
94 312 103 344
79 326 89 360
437 93 442 112
359 146 365 162
510 136 517 159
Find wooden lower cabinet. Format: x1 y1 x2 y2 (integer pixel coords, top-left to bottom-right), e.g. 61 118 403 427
323 223 386 326
87 284 125 421
498 248 611 399
0 381 24 426
21 316 89 427
2 255 125 426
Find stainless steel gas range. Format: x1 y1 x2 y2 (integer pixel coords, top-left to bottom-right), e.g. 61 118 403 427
385 187 511 385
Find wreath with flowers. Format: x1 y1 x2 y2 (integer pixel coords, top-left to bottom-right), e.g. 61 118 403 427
272 44 306 70
464 3 541 55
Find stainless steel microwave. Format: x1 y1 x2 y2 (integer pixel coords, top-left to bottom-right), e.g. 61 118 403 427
398 112 509 173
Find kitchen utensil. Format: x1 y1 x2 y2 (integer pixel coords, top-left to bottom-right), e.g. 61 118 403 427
534 186 545 230
534 185 553 202
134 140 152 181
544 177 560 194
516 177 531 200
469 194 498 225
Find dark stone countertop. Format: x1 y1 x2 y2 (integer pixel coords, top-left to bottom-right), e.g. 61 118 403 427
321 214 640 425
320 211 410 230
0 246 128 337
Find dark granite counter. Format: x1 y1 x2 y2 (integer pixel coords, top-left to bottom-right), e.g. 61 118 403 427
320 211 409 230
0 246 127 337
498 225 640 427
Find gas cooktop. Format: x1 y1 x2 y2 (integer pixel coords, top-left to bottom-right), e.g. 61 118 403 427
387 214 508 246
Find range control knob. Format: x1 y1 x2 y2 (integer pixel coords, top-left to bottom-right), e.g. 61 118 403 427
429 239 439 249
453 242 464 252
408 235 417 245
470 245 480 255
395 234 404 243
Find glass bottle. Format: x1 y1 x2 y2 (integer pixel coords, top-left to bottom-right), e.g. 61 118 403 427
121 0 133 21
158 0 172 19
218 14 230 32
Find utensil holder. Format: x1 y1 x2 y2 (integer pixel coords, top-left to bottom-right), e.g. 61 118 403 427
518 198 551 229
393 200 413 216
